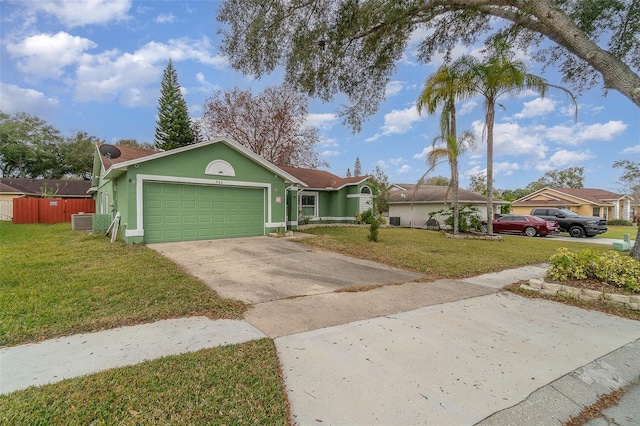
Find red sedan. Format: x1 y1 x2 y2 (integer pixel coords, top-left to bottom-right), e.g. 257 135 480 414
482 214 560 237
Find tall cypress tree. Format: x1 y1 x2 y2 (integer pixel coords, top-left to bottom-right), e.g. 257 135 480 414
154 59 194 150
353 157 362 176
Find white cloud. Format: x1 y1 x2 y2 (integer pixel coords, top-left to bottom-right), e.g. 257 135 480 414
493 162 521 176
74 37 226 105
413 146 434 160
458 100 478 116
365 106 422 142
513 97 556 119
471 120 548 161
397 165 412 174
376 160 388 169
195 72 221 94
155 13 175 24
318 137 339 148
26 0 131 27
0 83 59 117
622 144 640 154
389 157 405 165
535 149 595 171
575 121 627 141
6 32 97 79
385 81 404 97
306 113 338 130
321 150 342 157
545 120 628 145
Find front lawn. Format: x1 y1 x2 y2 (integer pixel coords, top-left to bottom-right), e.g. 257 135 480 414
598 225 638 240
298 227 608 279
0 222 246 347
0 339 289 425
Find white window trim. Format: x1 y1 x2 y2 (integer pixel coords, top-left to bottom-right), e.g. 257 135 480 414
298 191 319 218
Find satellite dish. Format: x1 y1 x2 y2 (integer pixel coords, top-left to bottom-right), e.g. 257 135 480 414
99 144 121 159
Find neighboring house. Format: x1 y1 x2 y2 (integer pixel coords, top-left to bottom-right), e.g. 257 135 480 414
0 178 92 222
387 184 502 228
511 187 635 221
91 138 374 244
0 178 91 200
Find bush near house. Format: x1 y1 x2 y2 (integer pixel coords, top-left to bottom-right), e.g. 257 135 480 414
547 248 640 292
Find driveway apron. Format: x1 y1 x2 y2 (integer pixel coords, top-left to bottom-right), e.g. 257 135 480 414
148 236 424 304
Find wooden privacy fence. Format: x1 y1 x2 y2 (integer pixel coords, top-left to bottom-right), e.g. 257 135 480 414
12 198 96 224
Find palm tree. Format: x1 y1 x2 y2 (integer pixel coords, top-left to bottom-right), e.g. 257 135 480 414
417 65 476 234
454 41 577 234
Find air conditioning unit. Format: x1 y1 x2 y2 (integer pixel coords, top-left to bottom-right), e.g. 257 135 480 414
72 213 94 231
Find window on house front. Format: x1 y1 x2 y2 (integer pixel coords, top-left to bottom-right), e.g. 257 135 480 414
299 194 316 218
101 193 109 215
592 207 600 217
361 186 371 194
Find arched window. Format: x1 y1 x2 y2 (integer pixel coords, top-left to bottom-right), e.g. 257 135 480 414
360 186 371 194
205 160 236 176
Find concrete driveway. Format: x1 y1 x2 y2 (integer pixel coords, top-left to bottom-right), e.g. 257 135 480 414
148 236 640 424
148 236 423 304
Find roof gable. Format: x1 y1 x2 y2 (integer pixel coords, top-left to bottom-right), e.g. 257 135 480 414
97 138 307 186
513 187 627 206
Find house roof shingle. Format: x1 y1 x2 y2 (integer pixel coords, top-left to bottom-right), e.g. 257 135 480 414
512 187 627 207
388 184 493 203
276 166 368 189
0 178 92 198
97 143 161 169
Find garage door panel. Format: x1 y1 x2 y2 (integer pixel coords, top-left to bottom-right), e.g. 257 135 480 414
143 182 265 243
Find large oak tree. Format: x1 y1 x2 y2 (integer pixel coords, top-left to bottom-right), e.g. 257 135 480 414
218 0 640 258
218 0 639 131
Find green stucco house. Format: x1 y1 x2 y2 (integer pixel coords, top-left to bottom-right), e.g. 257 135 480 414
90 138 372 244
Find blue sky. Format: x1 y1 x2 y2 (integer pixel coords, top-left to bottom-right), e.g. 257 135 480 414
1 0 638 192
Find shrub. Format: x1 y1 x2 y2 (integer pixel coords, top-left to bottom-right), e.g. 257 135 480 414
547 248 640 292
358 208 376 225
367 214 380 242
607 219 633 226
428 204 483 233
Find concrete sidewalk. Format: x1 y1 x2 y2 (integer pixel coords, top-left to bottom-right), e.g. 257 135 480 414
0 317 266 395
2 264 639 425
276 293 640 425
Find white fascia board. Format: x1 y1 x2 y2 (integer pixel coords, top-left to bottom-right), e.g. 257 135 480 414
102 137 308 186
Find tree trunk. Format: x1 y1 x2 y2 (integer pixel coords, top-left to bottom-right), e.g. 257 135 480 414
523 0 640 108
485 100 495 235
452 159 460 234
630 224 640 261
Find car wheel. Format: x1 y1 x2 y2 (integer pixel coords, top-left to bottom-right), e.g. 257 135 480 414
568 226 585 238
524 227 537 237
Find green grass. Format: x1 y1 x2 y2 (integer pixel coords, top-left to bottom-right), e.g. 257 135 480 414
0 339 289 425
598 225 638 240
297 227 610 279
0 222 246 347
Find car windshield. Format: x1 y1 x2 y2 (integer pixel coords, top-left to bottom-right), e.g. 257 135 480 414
557 209 578 217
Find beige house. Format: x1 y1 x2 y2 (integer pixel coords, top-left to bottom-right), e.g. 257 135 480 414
511 187 635 221
387 184 505 228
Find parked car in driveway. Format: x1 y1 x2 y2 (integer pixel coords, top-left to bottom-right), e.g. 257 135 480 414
529 208 608 238
482 214 560 237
